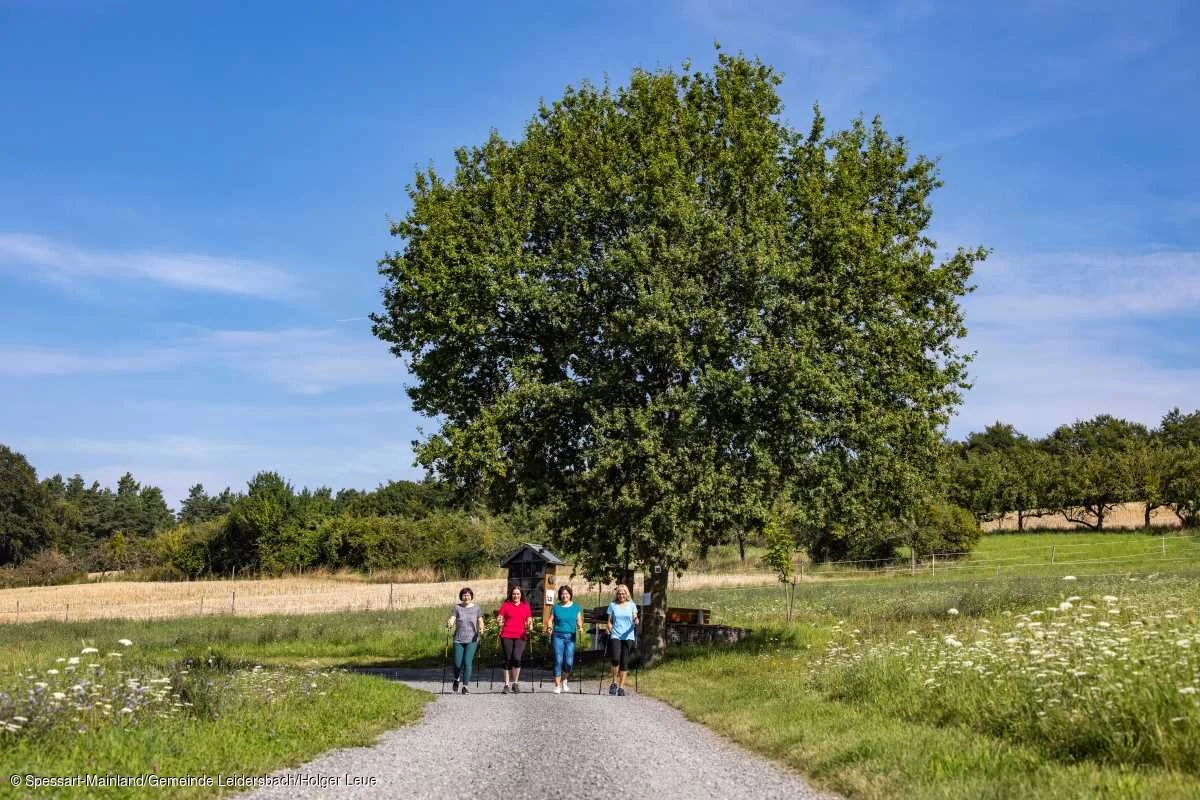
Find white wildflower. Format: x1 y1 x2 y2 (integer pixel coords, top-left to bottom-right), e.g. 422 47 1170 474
118 639 133 647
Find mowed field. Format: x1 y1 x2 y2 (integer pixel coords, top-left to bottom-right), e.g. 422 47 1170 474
0 571 778 625
984 501 1182 531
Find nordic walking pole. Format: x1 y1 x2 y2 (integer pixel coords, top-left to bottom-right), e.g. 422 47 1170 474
530 633 540 695
598 637 610 695
633 639 639 694
440 630 451 695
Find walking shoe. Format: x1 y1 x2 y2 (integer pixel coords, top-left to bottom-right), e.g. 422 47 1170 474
608 683 618 695
502 684 509 694
452 679 459 692
553 684 562 694
618 687 626 696
512 683 521 693
461 685 469 695
562 680 570 692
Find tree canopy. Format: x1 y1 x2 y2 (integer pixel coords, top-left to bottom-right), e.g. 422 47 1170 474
373 52 985 660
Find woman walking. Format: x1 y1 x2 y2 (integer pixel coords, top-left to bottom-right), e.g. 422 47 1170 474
606 584 639 696
446 586 482 694
497 585 532 693
545 584 584 694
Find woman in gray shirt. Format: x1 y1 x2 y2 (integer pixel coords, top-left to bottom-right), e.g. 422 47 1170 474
446 586 483 694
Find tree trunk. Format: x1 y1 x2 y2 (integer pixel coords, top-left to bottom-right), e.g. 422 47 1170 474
639 566 669 666
1018 508 1025 532
1144 504 1152 529
737 532 746 562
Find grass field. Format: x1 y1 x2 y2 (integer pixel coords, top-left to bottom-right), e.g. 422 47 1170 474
0 610 447 799
2 530 1197 798
640 530 1200 799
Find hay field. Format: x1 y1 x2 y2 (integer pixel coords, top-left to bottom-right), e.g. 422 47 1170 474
982 500 1183 532
0 571 777 625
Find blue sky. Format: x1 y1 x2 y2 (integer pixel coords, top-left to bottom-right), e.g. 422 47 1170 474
2 0 1197 507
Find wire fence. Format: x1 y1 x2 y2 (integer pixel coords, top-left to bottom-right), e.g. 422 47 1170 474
1 535 1196 625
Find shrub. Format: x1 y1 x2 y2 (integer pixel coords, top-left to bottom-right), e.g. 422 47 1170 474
0 548 85 588
914 502 980 558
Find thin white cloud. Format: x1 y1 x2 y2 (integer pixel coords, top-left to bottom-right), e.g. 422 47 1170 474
197 327 405 394
0 326 406 394
952 247 1200 437
0 232 293 298
0 344 183 375
953 326 1199 439
965 250 1200 324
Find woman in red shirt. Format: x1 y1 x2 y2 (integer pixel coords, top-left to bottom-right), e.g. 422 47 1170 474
497 585 533 693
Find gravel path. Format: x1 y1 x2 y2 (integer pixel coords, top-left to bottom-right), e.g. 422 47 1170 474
239 667 834 800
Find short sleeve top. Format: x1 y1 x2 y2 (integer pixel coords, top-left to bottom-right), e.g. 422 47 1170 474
498 600 532 639
607 601 637 641
451 603 481 643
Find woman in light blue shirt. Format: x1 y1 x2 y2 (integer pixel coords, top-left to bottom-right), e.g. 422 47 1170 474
606 583 639 696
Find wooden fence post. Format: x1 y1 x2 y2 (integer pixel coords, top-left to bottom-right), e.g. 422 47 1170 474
231 591 236 614
388 583 394 611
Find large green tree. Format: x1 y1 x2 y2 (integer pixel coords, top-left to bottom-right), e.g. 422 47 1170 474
373 53 984 662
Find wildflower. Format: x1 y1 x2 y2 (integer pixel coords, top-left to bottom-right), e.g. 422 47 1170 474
81 647 98 654
52 692 66 700
118 639 133 647
1179 687 1197 695
1178 640 1192 648
944 636 963 648
1102 595 1119 603
947 608 959 616
46 669 59 675
1058 602 1073 611
67 657 80 665
1063 576 1077 581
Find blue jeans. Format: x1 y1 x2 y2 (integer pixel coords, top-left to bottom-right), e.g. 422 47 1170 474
551 631 576 678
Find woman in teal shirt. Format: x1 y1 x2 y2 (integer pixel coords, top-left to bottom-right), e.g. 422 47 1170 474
606 584 639 696
545 585 584 694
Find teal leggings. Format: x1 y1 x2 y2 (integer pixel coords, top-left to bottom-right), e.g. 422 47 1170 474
453 640 478 684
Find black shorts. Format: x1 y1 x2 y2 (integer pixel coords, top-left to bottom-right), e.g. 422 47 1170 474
610 638 635 670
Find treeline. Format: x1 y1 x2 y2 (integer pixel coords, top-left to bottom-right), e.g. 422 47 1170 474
0 444 525 586
947 408 1200 530
3 407 1198 585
